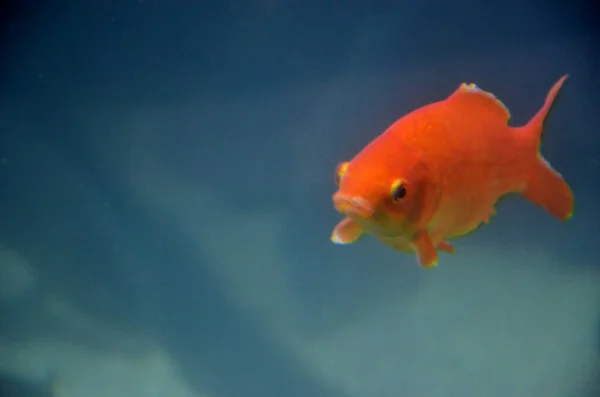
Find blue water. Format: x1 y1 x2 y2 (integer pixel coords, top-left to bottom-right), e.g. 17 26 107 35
0 1 598 396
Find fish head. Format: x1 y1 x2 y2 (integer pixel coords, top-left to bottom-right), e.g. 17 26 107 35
332 150 439 238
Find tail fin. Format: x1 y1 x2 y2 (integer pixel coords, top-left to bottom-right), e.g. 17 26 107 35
521 74 574 221
523 74 568 148
523 157 574 220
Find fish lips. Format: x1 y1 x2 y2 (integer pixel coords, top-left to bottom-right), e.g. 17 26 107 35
332 192 375 219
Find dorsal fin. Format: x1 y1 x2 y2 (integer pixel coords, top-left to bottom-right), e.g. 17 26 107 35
447 82 511 122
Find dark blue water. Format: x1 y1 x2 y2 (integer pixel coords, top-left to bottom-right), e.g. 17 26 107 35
0 1 598 396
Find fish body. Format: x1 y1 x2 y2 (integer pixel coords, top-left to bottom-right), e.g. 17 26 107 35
331 75 573 268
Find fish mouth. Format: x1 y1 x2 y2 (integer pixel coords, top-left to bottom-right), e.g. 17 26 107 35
332 192 374 218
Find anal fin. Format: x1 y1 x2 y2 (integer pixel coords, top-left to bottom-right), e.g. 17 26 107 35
437 241 455 254
483 207 496 223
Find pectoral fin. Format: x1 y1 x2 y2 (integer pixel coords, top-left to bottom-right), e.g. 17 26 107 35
331 217 364 244
412 231 438 268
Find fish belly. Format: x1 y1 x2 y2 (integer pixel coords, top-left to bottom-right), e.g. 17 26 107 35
377 234 414 253
429 188 496 243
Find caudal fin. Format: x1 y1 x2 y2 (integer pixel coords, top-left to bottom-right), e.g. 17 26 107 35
523 74 568 147
521 74 574 221
523 157 574 220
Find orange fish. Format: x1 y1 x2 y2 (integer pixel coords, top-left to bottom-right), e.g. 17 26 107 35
331 75 574 268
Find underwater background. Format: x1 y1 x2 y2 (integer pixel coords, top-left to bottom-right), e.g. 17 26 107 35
0 1 599 396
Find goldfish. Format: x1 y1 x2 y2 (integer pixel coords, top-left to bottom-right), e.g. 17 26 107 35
331 75 573 268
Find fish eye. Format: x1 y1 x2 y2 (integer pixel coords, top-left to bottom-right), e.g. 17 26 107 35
335 162 349 186
390 179 407 203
